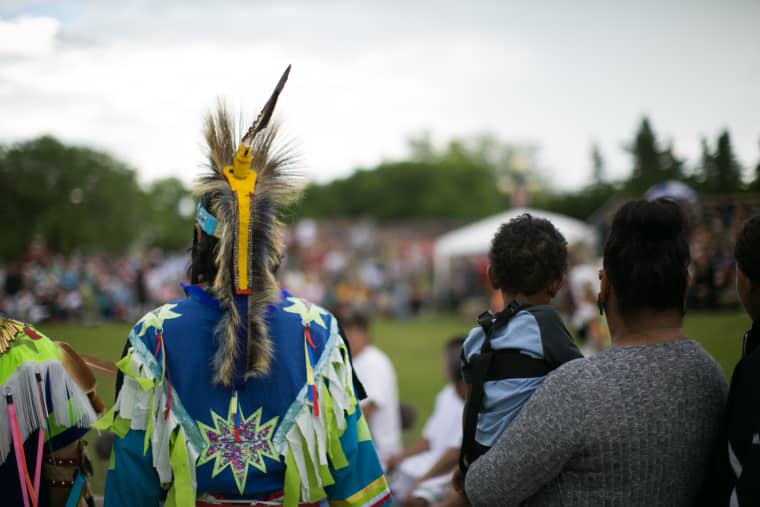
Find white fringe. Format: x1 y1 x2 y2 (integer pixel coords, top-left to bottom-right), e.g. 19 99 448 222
113 350 199 490
0 360 97 464
281 338 357 500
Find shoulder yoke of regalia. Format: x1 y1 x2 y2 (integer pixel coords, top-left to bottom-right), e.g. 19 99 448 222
194 65 304 388
0 315 98 464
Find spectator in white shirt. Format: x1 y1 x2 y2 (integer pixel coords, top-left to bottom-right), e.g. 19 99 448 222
386 338 466 506
341 309 403 466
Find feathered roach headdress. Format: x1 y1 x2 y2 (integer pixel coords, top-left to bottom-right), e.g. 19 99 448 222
194 65 302 388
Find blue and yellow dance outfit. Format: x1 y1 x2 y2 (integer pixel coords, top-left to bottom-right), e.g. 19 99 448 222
102 285 391 506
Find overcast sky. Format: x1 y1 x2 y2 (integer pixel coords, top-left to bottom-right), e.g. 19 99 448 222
1 0 758 190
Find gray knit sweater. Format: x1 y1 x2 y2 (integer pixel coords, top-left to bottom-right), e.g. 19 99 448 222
465 340 728 507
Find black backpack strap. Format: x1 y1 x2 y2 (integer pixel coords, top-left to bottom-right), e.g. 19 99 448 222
459 300 524 475
482 349 550 380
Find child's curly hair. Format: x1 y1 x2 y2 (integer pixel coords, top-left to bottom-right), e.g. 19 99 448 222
488 214 568 295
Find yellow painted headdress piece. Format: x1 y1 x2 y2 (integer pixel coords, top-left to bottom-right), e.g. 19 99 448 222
194 65 303 388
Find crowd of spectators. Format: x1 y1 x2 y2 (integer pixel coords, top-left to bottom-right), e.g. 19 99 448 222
0 200 753 324
280 218 444 318
688 201 753 309
0 219 444 324
0 238 186 323
444 200 756 316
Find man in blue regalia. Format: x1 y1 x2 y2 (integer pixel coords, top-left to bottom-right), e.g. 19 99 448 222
100 66 391 507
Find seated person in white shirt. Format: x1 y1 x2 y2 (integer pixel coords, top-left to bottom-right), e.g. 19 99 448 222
386 338 466 506
341 308 403 466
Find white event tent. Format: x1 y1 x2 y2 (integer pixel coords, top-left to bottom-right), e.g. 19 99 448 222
433 207 597 295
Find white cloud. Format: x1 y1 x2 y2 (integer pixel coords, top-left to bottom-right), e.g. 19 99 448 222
0 15 59 56
0 1 758 191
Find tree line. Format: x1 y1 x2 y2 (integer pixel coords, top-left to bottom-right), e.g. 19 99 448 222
298 117 760 222
535 118 759 220
2 118 758 258
0 136 194 259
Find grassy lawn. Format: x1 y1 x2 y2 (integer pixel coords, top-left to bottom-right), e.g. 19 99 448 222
36 310 750 494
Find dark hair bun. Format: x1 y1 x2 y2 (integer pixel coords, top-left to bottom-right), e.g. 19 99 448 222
612 198 686 242
735 215 760 283
603 198 690 317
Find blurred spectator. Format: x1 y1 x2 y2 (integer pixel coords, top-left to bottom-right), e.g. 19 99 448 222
0 240 187 323
571 282 609 355
339 308 402 467
3 261 22 297
1 201 753 325
720 214 760 505
281 218 442 317
387 338 466 506
464 198 728 506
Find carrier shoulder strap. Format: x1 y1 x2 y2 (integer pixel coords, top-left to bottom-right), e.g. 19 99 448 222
458 301 554 475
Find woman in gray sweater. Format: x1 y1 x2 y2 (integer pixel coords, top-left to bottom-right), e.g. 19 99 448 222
465 198 728 506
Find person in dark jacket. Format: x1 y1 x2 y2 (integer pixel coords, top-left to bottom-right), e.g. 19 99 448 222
726 215 760 505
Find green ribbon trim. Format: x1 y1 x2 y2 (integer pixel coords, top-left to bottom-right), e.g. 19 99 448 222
112 415 130 439
116 351 154 391
115 352 132 373
273 319 342 452
323 384 348 470
144 389 156 455
92 408 130 440
284 448 301 507
164 427 193 507
353 478 390 506
338 342 357 416
300 434 327 503
318 463 334 489
92 406 115 431
0 329 62 386
357 413 371 443
126 330 205 455
46 399 80 438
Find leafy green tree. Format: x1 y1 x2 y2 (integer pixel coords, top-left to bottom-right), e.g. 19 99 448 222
406 131 436 162
0 136 144 259
141 178 195 250
533 182 619 221
296 134 538 221
297 158 505 221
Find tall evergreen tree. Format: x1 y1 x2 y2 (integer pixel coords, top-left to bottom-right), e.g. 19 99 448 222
748 139 760 193
628 118 660 191
625 117 684 194
591 143 605 185
661 143 685 182
696 138 714 189
698 131 742 193
712 130 742 193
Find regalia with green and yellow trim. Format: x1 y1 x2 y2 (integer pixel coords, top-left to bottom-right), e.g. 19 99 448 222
0 315 99 507
100 67 391 507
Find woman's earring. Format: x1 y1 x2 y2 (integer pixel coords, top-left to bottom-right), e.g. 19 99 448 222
597 294 605 316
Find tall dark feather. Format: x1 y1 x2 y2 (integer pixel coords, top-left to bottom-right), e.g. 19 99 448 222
241 65 291 146
194 79 302 388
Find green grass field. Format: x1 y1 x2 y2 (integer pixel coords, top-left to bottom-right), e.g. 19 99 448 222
37 311 750 494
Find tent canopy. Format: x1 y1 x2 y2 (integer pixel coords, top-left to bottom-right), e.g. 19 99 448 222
433 207 597 293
